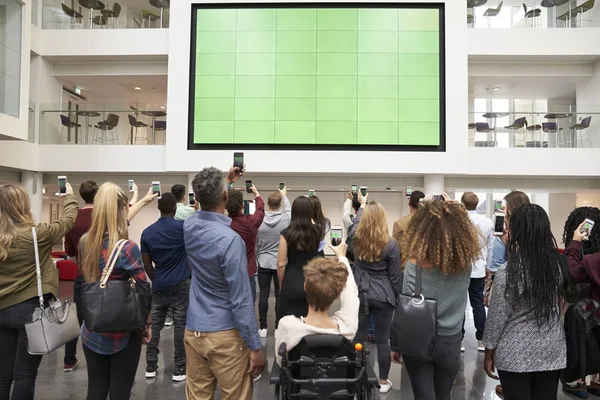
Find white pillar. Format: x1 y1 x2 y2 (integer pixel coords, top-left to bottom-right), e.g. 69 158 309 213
531 193 550 214
188 172 196 194
423 174 445 197
22 171 43 223
549 193 577 247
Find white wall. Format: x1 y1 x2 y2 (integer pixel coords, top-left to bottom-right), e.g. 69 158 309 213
576 60 600 147
549 193 577 246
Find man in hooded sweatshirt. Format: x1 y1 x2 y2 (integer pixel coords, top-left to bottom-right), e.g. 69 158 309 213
256 186 291 338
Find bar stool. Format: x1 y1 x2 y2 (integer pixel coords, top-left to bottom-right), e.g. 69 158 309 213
100 2 121 28
93 114 119 144
128 114 149 144
60 115 81 144
569 116 593 148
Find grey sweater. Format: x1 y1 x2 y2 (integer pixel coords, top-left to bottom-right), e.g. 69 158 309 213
402 261 470 336
256 197 291 270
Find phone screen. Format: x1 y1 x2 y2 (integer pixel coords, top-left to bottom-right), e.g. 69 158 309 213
331 228 343 246
58 176 67 194
406 186 412 198
152 182 161 196
234 152 244 169
419 198 425 208
245 180 252 193
582 219 595 236
351 185 357 193
189 192 195 205
494 214 505 236
494 200 503 212
128 180 134 192
309 189 315 197
279 182 285 190
432 194 444 201
360 187 367 196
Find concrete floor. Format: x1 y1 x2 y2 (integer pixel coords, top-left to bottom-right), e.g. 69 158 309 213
31 281 586 399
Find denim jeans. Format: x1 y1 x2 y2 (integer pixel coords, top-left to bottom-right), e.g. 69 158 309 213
64 277 84 365
462 277 487 341
257 267 279 330
0 297 48 400
146 279 189 371
83 330 142 400
354 299 395 380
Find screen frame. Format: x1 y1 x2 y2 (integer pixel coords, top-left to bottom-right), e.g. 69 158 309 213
187 2 446 152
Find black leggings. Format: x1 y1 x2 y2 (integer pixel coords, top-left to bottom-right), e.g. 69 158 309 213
258 267 279 330
354 299 394 381
83 330 142 400
498 369 560 400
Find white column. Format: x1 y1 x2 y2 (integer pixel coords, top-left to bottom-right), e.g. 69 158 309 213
549 193 577 247
188 172 196 194
423 174 445 197
22 171 43 223
531 193 550 214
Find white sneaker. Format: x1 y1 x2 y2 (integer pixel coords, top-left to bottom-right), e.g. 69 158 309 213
379 380 392 394
478 340 485 352
253 373 262 382
258 329 267 338
172 373 186 382
145 368 158 379
461 343 466 352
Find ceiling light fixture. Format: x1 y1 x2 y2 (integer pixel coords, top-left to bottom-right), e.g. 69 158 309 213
134 86 141 90
492 87 500 91
160 106 166 109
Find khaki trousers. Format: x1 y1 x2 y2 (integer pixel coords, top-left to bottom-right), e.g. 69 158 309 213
184 328 252 400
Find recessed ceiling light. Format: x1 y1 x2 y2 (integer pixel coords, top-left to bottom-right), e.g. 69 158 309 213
160 106 166 109
492 87 500 91
134 86 141 90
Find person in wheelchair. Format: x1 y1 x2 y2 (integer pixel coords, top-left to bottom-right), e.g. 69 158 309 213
275 242 359 366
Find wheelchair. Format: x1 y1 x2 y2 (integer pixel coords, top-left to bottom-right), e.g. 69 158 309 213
270 335 380 399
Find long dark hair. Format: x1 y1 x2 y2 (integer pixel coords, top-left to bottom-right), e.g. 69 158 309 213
285 196 321 253
308 196 330 240
562 206 600 254
505 204 572 325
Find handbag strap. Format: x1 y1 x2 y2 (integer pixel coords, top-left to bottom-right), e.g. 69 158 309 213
31 227 44 309
413 264 423 298
99 239 128 287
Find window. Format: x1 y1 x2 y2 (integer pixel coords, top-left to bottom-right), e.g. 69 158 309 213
0 0 22 118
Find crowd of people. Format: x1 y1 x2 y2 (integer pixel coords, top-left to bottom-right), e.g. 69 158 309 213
0 165 599 400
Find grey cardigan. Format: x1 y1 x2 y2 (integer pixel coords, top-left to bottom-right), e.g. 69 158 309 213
482 268 566 373
402 262 470 336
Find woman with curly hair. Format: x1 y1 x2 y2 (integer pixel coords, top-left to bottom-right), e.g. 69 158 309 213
391 199 480 400
483 204 572 400
350 200 402 394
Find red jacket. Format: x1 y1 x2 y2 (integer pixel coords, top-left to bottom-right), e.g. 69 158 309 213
230 196 265 278
565 240 600 304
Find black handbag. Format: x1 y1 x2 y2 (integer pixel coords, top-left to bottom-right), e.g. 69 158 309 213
390 265 437 360
81 240 152 333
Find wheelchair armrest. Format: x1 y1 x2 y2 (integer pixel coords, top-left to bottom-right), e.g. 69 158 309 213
278 342 288 358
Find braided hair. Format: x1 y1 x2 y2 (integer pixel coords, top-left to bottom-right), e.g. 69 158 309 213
506 204 572 326
562 206 600 254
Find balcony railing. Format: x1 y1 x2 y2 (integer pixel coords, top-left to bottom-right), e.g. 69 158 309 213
468 110 599 148
468 0 599 28
39 103 167 145
42 0 169 29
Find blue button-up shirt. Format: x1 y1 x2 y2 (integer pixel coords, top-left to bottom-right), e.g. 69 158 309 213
183 210 262 351
489 237 507 273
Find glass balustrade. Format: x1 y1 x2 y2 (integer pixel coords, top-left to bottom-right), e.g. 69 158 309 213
39 103 167 145
467 0 599 28
42 0 169 29
468 109 600 148
28 100 36 142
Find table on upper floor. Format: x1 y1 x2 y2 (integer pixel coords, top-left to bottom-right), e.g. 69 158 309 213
78 0 105 29
140 111 167 145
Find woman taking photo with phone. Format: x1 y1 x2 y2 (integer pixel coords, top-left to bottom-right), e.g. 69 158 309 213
276 196 322 326
391 200 480 400
483 204 572 400
350 200 401 394
0 183 78 400
79 182 151 399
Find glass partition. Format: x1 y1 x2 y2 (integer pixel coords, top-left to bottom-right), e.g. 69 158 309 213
0 0 22 118
39 103 167 145
468 0 599 28
468 110 600 148
28 100 36 142
42 0 169 29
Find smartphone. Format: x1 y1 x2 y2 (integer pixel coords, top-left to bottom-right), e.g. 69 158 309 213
493 213 505 236
58 176 67 194
279 182 285 190
189 192 195 206
351 185 358 194
331 226 343 246
230 182 235 189
432 194 444 201
128 179 134 193
581 218 595 240
494 200 503 212
360 186 367 196
245 180 253 194
233 152 244 171
151 181 161 198
308 189 316 197
419 198 425 208
406 186 412 198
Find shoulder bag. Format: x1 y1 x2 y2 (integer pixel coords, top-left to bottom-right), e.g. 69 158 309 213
390 265 438 360
25 227 81 355
80 239 152 333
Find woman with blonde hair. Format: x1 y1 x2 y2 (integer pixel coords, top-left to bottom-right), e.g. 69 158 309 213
0 182 78 400
79 182 151 400
349 199 402 394
392 200 480 400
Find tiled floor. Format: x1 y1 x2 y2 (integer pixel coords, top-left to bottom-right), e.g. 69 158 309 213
32 281 586 399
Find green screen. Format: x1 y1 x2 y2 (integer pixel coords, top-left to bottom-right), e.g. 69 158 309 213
190 5 443 148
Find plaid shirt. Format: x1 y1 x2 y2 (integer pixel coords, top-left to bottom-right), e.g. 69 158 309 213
81 239 147 355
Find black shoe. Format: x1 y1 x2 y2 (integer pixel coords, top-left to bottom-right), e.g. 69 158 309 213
563 383 589 399
172 368 186 382
145 365 158 379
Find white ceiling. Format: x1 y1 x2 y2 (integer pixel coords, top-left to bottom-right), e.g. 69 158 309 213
57 75 167 104
468 75 586 99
